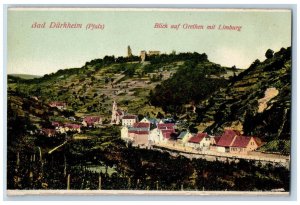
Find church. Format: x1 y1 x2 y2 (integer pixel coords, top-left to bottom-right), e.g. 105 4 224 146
110 101 124 125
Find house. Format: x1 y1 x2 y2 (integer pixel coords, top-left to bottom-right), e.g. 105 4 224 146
62 123 81 133
140 117 158 125
157 123 176 143
186 133 211 151
149 128 160 144
41 128 56 137
82 116 102 128
129 130 150 146
149 123 176 144
121 122 151 145
214 130 241 153
229 136 262 154
213 129 262 154
121 126 130 141
177 131 193 145
49 101 67 110
160 130 176 142
122 115 138 127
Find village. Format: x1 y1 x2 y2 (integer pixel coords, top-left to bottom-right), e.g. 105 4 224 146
41 100 289 168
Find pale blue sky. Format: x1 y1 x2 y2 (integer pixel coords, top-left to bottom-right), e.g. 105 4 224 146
7 9 291 75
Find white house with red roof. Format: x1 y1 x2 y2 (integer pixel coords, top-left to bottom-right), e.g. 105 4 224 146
82 116 102 128
149 123 176 144
122 115 138 127
186 133 211 151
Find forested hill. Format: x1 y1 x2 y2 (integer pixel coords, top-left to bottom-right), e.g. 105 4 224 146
195 47 291 153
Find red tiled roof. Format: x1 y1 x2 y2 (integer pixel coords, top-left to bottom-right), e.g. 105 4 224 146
188 133 208 143
122 115 137 120
214 136 221 144
161 129 175 133
161 129 176 139
224 129 241 137
133 122 150 128
216 130 241 147
83 116 101 125
158 123 175 130
64 123 81 129
231 136 251 148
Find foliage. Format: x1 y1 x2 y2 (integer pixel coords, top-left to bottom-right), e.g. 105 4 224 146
149 61 228 113
265 49 274 59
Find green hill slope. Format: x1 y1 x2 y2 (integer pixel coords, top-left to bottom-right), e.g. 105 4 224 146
195 47 291 153
8 52 237 120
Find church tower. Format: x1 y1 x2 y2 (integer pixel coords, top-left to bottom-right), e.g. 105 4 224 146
111 100 124 124
127 46 132 57
111 101 118 124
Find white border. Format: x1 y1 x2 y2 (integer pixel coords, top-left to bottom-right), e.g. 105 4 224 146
1 1 299 204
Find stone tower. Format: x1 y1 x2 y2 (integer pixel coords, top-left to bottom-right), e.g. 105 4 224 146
111 101 123 124
140 50 146 62
127 46 132 57
111 101 118 124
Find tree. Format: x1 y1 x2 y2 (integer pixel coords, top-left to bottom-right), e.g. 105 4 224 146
265 49 274 59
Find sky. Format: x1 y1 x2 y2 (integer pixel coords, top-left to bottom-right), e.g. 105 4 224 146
7 8 292 76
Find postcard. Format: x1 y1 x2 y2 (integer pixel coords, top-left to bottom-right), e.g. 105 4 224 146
6 7 292 196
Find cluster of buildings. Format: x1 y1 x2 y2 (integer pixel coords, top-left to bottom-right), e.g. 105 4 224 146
46 100 263 155
120 116 263 155
41 116 103 137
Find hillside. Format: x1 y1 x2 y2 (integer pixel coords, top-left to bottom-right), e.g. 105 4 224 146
195 47 291 153
8 52 238 121
149 60 235 114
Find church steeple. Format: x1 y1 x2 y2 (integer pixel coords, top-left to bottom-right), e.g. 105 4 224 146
111 101 118 124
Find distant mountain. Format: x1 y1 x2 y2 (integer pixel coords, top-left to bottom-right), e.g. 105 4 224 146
8 74 42 80
196 47 291 153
